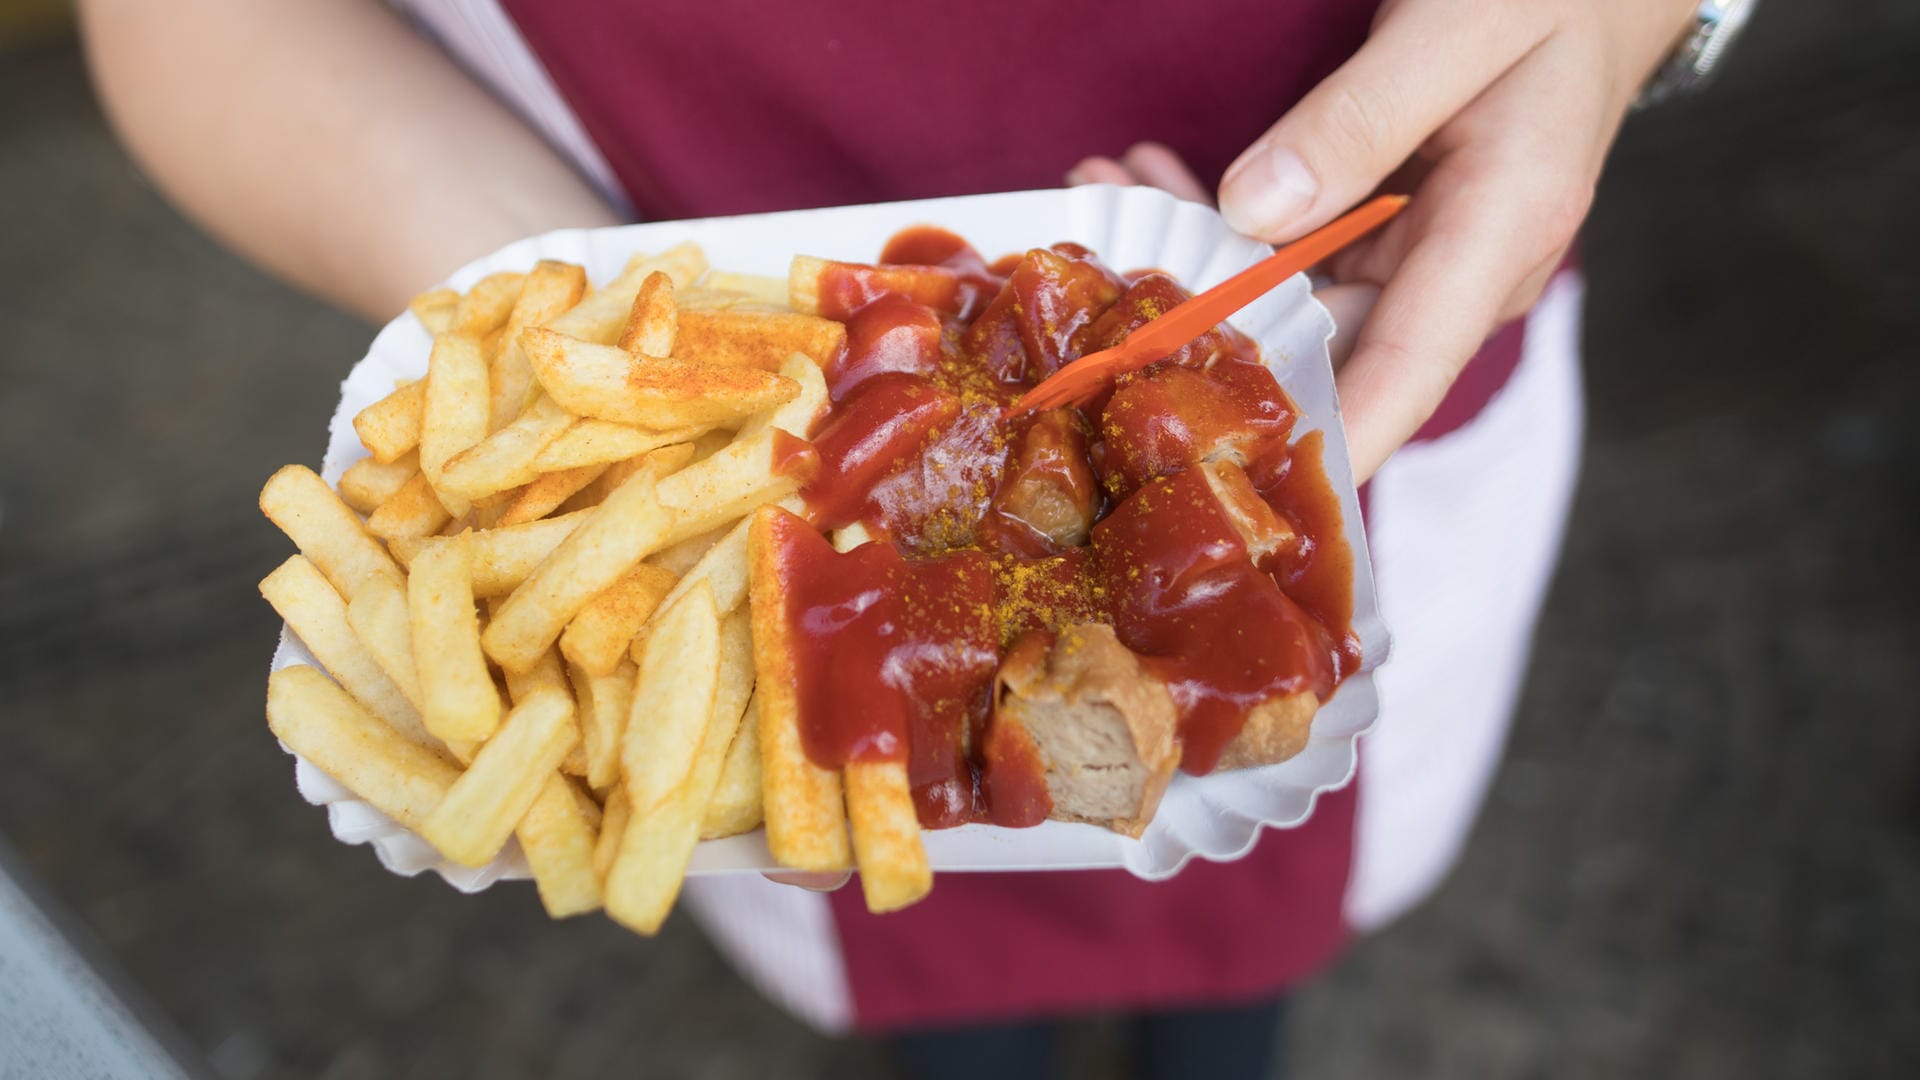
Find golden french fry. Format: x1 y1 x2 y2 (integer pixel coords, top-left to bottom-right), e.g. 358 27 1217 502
259 465 403 600
742 351 831 439
655 512 754 620
634 504 778 688
484 405 814 675
643 522 729 582
531 419 706 472
409 533 502 742
749 507 852 871
701 694 764 840
352 380 425 464
831 522 875 552
450 271 526 337
788 255 961 316
517 772 602 918
438 394 575 500
675 288 775 313
592 786 630 882
480 445 697 673
787 255 829 315
366 471 452 540
577 444 694 512
673 309 846 371
686 427 736 465
410 288 460 335
638 353 826 526
345 577 422 711
492 260 589 431
421 686 576 867
266 665 462 831
568 657 634 793
390 509 590 595
617 271 677 357
845 760 932 913
339 451 419 514
505 646 572 705
499 463 606 526
604 587 739 934
522 326 798 429
697 270 789 307
469 488 517 530
260 556 433 748
549 243 707 345
622 583 721 813
420 333 491 516
560 562 679 677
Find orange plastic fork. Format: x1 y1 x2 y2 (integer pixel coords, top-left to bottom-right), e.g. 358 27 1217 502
1010 194 1409 416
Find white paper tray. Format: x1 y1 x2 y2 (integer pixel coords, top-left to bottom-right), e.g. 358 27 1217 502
268 185 1391 890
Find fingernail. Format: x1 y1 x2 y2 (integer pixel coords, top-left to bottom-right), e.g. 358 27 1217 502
1220 145 1317 237
1064 168 1088 186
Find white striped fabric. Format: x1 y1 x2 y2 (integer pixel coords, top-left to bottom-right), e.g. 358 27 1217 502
1345 274 1586 930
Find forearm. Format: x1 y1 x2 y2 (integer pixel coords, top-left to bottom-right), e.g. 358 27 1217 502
78 0 622 322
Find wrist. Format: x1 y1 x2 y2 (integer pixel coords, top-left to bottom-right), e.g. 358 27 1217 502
1638 0 1758 106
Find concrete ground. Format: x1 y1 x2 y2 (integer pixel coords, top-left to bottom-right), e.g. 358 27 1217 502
2 2 1917 1077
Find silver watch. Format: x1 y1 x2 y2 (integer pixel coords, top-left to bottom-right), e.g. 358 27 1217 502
1638 0 1757 106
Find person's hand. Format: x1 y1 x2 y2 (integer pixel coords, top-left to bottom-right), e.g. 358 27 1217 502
1075 0 1696 481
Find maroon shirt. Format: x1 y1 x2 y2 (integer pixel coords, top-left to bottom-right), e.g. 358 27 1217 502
498 0 1520 1029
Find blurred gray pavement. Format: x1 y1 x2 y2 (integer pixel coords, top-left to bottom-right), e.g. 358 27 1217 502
2 2 1918 1077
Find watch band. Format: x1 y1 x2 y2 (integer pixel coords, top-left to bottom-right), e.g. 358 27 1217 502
1639 0 1758 106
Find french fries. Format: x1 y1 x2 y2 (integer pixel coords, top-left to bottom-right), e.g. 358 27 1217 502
419 333 491 516
571 658 634 793
673 309 846 371
701 694 764 839
260 465 403 599
481 446 688 673
392 510 591 595
603 585 738 934
339 451 419 514
517 773 603 918
366 471 451 540
522 326 798 428
749 507 852 872
352 381 425 464
500 463 604 526
450 271 525 337
560 562 678 677
262 244 953 939
345 578 422 711
547 243 707 345
421 685 576 867
616 271 677 357
845 760 933 913
261 556 433 750
696 270 788 307
408 533 501 742
492 260 588 431
532 419 704 472
267 666 461 831
438 394 575 500
409 289 460 335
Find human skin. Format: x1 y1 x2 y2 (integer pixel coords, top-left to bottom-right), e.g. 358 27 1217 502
77 0 621 322
1073 0 1699 482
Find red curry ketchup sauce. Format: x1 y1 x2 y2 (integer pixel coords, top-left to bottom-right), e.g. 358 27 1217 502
771 230 1358 827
